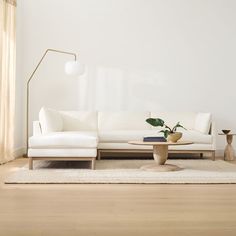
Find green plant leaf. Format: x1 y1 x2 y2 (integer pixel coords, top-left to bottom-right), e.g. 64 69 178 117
146 118 165 127
159 130 170 138
164 124 172 132
172 122 187 132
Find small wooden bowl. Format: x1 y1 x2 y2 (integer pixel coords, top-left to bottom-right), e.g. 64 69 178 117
222 129 231 134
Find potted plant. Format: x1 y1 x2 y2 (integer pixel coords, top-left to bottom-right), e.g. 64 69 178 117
146 118 186 142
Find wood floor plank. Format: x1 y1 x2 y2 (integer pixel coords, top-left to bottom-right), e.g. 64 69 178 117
0 158 236 236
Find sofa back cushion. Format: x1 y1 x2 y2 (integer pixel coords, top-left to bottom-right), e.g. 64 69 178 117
59 111 98 131
98 111 150 131
150 112 197 130
194 113 212 134
39 107 63 134
38 108 212 135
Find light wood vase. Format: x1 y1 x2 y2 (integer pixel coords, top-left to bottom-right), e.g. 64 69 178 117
167 132 182 142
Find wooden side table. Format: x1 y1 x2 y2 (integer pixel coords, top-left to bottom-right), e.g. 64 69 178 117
219 133 235 161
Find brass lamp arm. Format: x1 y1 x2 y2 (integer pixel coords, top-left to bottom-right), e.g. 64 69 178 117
26 49 77 154
27 49 77 86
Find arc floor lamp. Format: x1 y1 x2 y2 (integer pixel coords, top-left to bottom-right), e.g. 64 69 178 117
26 48 84 153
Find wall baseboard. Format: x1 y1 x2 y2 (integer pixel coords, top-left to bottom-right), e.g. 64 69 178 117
13 147 26 158
216 149 224 157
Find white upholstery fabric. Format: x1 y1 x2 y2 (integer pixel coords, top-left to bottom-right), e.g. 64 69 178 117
32 108 215 158
99 129 211 144
169 144 214 151
99 130 157 143
181 130 212 144
33 121 42 136
29 131 98 148
59 111 97 131
28 148 97 157
211 121 217 150
98 143 153 150
98 111 150 130
150 112 197 130
98 143 214 151
194 113 212 134
39 107 63 134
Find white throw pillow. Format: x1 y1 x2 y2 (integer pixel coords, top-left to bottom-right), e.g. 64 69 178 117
194 113 212 134
59 111 98 131
39 107 63 134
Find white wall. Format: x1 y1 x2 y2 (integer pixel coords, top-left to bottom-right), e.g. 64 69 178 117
16 0 236 154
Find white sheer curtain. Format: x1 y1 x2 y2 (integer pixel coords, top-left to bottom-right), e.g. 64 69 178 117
0 0 16 164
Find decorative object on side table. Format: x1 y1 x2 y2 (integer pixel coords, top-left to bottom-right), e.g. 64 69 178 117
146 118 186 142
219 131 235 161
222 129 231 135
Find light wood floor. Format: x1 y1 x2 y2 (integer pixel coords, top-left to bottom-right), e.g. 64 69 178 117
1 157 236 236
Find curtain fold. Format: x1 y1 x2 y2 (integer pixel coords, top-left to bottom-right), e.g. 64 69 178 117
0 0 16 164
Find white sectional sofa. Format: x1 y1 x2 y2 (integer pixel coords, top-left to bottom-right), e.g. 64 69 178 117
28 107 216 169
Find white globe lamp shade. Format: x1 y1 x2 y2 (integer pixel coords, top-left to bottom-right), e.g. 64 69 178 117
65 61 85 76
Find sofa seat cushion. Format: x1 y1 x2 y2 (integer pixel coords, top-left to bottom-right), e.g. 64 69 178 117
29 131 98 148
28 148 97 157
181 130 212 144
99 130 212 144
99 130 158 143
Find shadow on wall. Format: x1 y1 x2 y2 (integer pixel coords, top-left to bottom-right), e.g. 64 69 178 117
78 65 170 111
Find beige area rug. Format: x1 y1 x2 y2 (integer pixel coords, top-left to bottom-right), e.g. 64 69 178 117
5 159 236 184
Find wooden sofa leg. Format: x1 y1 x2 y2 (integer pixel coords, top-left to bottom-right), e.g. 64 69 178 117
97 150 101 160
91 158 96 170
200 153 203 158
29 157 33 170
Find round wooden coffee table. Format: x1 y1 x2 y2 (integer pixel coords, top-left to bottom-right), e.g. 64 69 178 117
128 140 193 172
